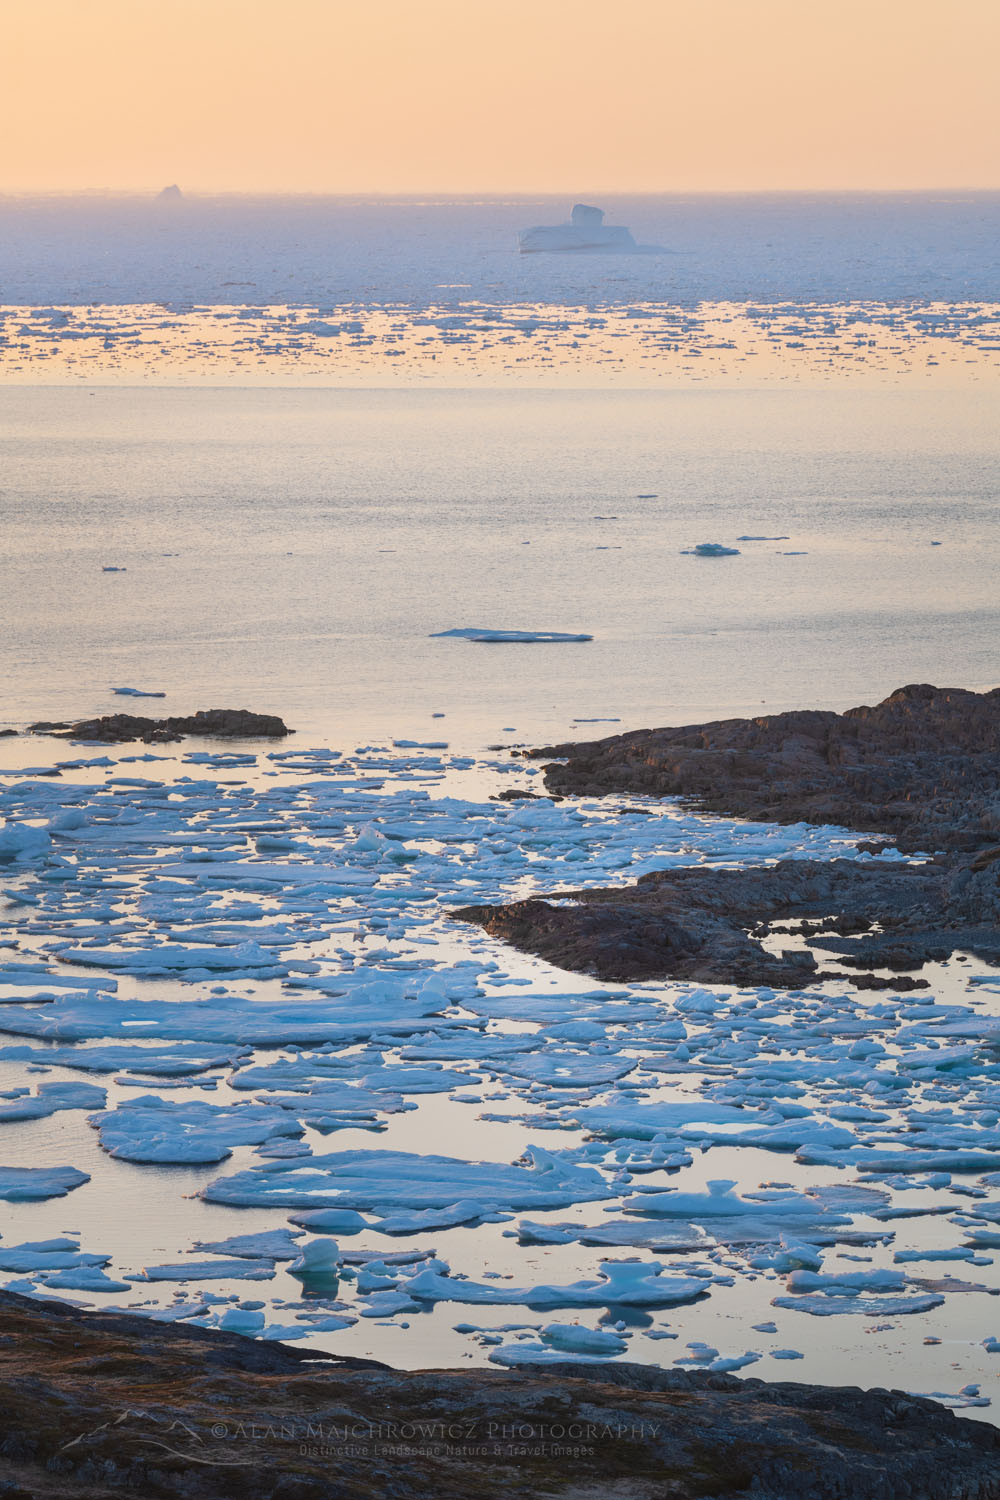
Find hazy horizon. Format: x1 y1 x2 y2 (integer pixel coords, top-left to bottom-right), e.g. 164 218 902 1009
5 187 1000 200
5 0 998 194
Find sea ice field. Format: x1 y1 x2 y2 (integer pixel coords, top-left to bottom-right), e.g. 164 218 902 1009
2 734 1000 1413
2 191 999 1416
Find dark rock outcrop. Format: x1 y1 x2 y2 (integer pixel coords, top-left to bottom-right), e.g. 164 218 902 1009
456 854 1000 986
458 685 1000 987
29 708 292 744
530 683 1000 854
0 1290 998 1499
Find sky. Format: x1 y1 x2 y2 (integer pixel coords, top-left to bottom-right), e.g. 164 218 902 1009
4 0 999 193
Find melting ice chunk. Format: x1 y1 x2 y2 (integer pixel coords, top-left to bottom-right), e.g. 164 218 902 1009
431 628 593 644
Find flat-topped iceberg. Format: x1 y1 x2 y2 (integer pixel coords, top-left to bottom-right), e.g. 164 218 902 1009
518 203 662 255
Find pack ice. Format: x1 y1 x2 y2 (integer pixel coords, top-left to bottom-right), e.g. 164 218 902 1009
1 737 999 1385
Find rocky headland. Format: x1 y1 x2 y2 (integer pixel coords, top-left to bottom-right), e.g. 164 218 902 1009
1 1290 999 1499
456 685 1000 987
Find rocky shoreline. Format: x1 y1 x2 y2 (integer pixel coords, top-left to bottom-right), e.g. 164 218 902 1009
25 709 292 745
531 684 1000 855
457 685 1000 987
2 1290 999 1499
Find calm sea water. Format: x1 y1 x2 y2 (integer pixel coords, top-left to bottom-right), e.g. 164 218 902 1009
2 384 998 750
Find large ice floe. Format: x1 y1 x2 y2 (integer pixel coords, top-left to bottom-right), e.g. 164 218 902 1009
430 628 593 644
1 735 1000 1405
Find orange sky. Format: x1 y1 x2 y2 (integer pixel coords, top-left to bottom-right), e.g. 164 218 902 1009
4 0 999 193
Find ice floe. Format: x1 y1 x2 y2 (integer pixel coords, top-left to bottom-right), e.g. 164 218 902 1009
89 1096 302 1163
431 628 593 644
203 1147 613 1211
0 1165 89 1200
680 543 741 557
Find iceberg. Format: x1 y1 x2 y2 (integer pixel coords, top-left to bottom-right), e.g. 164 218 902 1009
518 203 659 255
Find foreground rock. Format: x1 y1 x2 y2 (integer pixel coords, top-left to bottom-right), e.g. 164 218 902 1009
1 1291 998 1500
29 708 291 744
457 685 1000 987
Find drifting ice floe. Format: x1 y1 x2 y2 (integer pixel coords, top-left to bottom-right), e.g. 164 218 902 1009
0 1166 90 1200
0 1080 106 1122
89 1096 302 1163
431 628 593 643
136 1259 277 1282
203 1147 613 1211
680 543 741 557
772 1292 945 1317
490 1324 629 1365
359 1258 709 1311
0 1043 245 1076
0 1240 109 1273
193 1230 304 1260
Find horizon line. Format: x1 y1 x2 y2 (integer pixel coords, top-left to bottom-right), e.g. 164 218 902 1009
3 185 1000 200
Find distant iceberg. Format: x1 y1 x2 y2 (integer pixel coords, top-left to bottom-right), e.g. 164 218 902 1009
518 203 663 255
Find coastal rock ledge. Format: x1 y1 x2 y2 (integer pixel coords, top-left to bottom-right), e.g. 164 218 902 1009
529 683 1000 855
0 1291 998 1499
456 685 1000 987
28 708 292 744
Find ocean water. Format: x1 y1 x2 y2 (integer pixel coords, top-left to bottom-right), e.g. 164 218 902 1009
2 384 999 747
2 191 999 306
